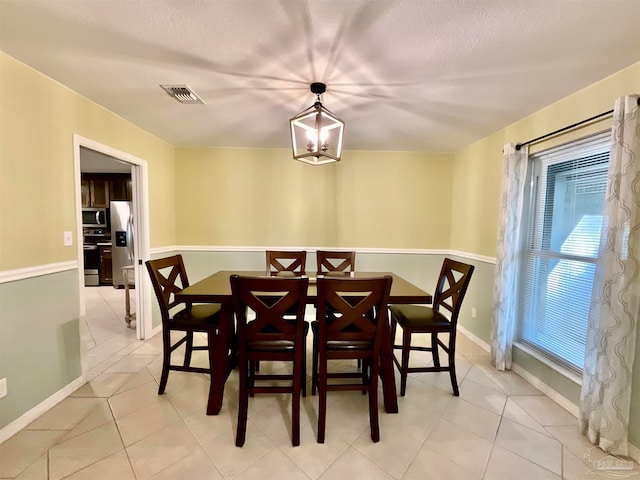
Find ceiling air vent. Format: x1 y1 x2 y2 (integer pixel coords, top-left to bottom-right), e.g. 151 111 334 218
160 84 205 104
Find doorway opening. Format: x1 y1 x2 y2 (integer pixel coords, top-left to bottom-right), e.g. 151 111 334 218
73 135 152 348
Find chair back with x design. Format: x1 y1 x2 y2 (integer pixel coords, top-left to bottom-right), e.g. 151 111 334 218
147 255 191 318
146 255 221 396
266 250 307 276
231 274 309 447
316 250 356 276
314 275 392 443
234 276 307 345
432 258 474 328
388 257 474 397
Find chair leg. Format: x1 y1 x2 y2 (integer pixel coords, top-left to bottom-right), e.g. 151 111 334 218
449 364 459 396
301 338 307 398
292 358 301 447
249 361 255 398
158 330 171 395
207 328 216 387
184 331 194 367
448 336 459 396
317 360 327 443
311 336 318 396
368 372 380 442
390 313 398 343
400 329 411 396
236 360 249 447
431 333 441 368
361 360 369 395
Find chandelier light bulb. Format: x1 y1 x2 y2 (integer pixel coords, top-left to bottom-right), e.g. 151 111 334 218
305 128 330 152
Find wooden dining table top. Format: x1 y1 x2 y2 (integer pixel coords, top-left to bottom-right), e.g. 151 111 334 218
177 270 432 304
175 269 431 415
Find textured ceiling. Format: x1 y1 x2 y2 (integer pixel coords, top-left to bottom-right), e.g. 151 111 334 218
1 0 639 153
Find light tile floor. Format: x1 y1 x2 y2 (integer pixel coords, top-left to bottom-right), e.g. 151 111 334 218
1 287 638 479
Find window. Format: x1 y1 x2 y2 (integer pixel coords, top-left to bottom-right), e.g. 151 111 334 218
517 132 610 373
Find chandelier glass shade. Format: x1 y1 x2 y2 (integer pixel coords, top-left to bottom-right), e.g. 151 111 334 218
289 83 344 165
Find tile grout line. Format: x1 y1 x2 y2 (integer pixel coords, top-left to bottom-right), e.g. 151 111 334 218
9 288 618 480
479 389 510 479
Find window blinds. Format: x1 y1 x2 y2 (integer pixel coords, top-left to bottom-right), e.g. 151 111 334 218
517 131 610 372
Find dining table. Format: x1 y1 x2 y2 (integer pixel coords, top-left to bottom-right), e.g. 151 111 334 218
176 270 432 415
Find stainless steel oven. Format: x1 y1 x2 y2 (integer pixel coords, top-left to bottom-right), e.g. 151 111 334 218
83 244 100 286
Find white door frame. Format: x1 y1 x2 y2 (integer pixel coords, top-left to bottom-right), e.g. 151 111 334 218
73 134 152 342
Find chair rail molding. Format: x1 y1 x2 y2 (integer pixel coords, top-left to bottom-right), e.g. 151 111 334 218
0 249 496 283
0 261 78 284
449 250 496 264
173 245 496 263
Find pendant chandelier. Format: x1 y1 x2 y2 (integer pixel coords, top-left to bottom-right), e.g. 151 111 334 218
289 82 344 165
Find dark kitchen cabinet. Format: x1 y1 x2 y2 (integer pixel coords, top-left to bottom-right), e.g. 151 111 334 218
81 179 91 207
81 176 109 208
109 174 132 201
81 174 131 207
90 178 110 207
99 246 113 285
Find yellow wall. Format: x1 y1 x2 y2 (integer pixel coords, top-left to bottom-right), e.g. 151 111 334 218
451 62 640 257
6 48 633 262
0 53 176 271
174 147 453 248
1 50 636 266
449 62 640 448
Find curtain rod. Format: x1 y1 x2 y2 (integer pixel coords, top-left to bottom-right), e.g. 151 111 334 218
515 97 640 151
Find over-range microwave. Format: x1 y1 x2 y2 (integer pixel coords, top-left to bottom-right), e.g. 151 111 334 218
82 208 108 228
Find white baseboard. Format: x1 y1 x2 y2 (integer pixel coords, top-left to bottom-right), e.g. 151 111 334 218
629 443 640 464
0 374 87 444
510 363 579 417
456 326 579 416
149 323 162 338
457 325 490 352
511 364 640 463
455 328 640 464
503 347 640 462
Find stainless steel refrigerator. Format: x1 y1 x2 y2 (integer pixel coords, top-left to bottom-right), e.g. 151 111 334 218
110 201 134 288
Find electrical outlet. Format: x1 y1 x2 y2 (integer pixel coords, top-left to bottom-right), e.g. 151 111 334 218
0 378 7 399
471 307 477 319
64 231 73 246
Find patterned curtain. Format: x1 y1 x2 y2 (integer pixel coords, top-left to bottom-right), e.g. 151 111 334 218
490 143 529 371
580 95 640 456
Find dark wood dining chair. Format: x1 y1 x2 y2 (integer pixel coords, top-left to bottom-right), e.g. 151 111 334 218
266 250 307 276
389 258 474 397
230 275 309 447
264 250 310 391
316 250 356 276
145 255 221 395
314 250 360 371
313 275 392 443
